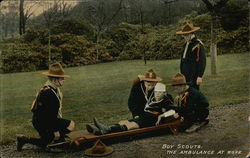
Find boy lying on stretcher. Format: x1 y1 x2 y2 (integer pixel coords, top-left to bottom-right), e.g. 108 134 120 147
86 83 178 135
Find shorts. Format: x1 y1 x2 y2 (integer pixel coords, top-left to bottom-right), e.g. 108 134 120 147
128 112 158 128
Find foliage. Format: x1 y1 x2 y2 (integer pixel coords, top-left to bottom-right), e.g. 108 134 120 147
217 26 249 54
218 0 248 31
1 10 248 73
23 27 49 45
1 43 47 72
50 17 95 40
1 30 113 73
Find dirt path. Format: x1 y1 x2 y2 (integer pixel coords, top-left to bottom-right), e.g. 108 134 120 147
1 103 249 158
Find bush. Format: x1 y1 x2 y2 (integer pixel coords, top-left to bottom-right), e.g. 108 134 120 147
1 11 248 73
1 43 47 72
219 0 248 31
23 28 49 45
50 17 95 40
2 32 113 73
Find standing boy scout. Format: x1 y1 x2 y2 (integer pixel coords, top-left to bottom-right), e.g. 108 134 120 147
16 63 75 151
176 22 206 90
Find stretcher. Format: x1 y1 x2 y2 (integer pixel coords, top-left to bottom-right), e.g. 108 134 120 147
62 119 184 149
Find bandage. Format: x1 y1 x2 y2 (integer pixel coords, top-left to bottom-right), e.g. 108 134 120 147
163 110 176 118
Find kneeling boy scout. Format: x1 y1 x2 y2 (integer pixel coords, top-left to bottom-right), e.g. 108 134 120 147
170 73 209 133
16 63 75 151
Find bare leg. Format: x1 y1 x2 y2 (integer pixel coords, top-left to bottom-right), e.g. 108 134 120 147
118 120 139 130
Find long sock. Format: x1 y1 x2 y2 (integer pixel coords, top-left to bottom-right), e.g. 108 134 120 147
110 124 128 133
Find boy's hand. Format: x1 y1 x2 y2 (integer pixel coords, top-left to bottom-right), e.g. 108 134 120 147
196 77 203 85
54 131 60 140
155 114 164 125
173 113 179 119
134 116 139 119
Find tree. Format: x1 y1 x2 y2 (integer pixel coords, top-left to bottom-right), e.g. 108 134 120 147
202 0 229 75
163 0 176 24
19 0 41 35
219 0 248 31
19 0 24 35
0 1 19 37
79 0 124 61
42 0 73 65
43 1 57 65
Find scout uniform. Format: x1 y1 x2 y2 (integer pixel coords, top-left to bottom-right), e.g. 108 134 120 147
17 63 72 151
176 22 206 90
176 86 209 123
128 69 162 118
171 73 209 132
130 91 174 128
86 71 168 135
142 83 177 126
86 83 175 135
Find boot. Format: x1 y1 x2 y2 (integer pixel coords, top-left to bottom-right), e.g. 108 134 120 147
86 124 102 135
185 123 200 133
94 118 128 135
185 119 209 133
17 135 28 151
17 135 48 151
93 118 111 135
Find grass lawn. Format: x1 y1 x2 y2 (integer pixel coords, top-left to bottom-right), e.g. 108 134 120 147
0 53 249 144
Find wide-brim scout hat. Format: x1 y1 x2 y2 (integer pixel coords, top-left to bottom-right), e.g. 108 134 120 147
176 22 200 35
170 73 189 86
42 63 70 78
84 139 114 157
138 69 162 82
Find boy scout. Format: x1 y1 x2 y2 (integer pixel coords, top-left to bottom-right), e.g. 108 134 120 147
16 63 75 151
176 22 206 90
171 73 209 133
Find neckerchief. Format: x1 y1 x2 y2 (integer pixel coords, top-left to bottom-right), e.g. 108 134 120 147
183 41 190 59
177 85 189 107
144 96 163 111
140 83 154 105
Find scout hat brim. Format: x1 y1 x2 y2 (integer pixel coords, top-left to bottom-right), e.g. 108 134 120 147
84 146 114 157
42 72 70 78
176 26 200 34
138 75 162 82
84 140 114 157
42 63 70 78
169 82 190 86
168 73 190 86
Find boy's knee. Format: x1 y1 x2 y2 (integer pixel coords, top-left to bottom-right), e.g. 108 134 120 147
119 120 129 125
67 120 75 131
124 122 139 130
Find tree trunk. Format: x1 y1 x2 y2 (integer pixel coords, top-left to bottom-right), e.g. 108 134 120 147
4 18 8 37
19 0 24 35
96 34 99 62
48 29 51 65
210 15 217 75
139 7 144 33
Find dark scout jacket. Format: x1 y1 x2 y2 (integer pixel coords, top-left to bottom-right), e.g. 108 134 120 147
31 85 61 130
177 86 209 121
128 81 154 118
144 94 175 114
180 37 206 86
